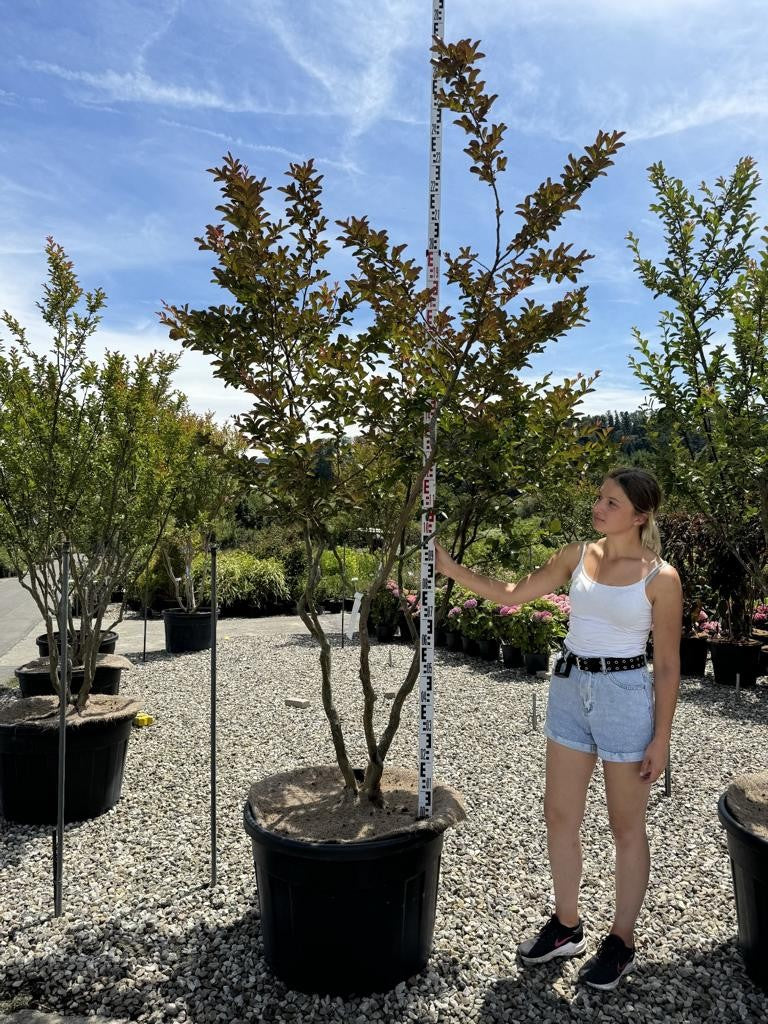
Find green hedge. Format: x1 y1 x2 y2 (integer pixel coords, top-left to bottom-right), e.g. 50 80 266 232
193 551 290 611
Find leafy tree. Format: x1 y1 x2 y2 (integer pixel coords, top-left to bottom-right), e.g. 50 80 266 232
162 38 624 801
628 157 768 636
0 239 196 706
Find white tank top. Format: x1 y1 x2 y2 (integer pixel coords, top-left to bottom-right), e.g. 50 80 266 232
564 542 665 658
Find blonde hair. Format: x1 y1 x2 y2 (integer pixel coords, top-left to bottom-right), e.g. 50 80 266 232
606 467 663 555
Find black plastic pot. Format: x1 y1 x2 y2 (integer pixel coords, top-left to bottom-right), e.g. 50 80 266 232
375 622 397 642
434 627 447 648
36 629 118 658
718 792 768 993
477 638 500 662
710 639 761 687
525 651 549 674
460 635 479 656
397 611 418 642
243 799 444 995
760 645 768 676
444 630 460 650
679 634 708 677
501 643 525 668
162 609 212 654
0 697 138 824
15 659 123 698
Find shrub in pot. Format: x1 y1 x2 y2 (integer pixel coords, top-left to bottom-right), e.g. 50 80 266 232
368 579 401 641
163 36 622 995
0 242 196 821
505 598 568 674
718 772 768 993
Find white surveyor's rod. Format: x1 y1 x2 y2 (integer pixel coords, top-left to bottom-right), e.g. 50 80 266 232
418 0 444 820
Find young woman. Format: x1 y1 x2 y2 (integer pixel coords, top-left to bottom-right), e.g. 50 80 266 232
434 467 682 990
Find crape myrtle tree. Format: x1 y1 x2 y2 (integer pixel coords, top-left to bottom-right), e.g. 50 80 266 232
628 157 768 637
160 414 248 613
0 240 202 707
162 38 624 802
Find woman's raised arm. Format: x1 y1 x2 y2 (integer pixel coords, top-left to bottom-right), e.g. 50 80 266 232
435 542 579 606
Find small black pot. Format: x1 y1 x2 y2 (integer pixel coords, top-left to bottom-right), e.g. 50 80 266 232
444 630 460 650
434 627 447 648
679 634 709 677
162 609 213 654
760 645 768 676
477 638 500 662
710 639 761 687
375 622 397 642
501 643 525 668
460 635 479 656
36 630 118 658
325 599 344 614
397 611 417 642
243 798 444 995
524 651 550 675
718 792 768 993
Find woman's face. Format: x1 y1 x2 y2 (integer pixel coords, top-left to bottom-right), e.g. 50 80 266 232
592 478 645 535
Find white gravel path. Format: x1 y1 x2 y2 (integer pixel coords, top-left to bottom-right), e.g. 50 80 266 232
1 628 767 1023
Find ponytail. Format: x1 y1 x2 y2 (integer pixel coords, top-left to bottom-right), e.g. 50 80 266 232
640 510 662 555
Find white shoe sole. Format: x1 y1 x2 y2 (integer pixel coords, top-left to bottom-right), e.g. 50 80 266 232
518 936 587 965
582 959 635 990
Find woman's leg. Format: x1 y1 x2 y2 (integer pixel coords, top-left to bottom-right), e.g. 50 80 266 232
602 760 652 946
543 739 598 926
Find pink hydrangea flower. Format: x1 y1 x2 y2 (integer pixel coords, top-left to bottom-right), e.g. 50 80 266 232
448 606 461 618
463 598 478 609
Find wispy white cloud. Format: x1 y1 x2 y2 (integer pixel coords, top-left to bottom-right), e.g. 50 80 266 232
625 79 768 141
159 119 361 175
21 58 282 115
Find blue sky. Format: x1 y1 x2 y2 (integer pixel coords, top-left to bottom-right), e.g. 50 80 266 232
2 0 767 423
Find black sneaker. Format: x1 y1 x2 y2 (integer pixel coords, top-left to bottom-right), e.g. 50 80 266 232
578 933 635 990
517 913 587 965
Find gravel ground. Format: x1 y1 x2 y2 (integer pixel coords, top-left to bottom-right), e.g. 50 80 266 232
1 627 767 1023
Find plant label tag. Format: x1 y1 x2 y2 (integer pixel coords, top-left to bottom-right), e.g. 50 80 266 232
346 591 363 639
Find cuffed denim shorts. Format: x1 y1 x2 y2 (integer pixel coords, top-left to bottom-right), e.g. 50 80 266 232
544 660 655 763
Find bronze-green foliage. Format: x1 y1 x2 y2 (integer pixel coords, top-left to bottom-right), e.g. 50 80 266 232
192 550 289 611
628 157 768 636
161 38 624 801
0 239 194 707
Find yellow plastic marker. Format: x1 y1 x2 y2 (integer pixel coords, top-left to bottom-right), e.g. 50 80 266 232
133 712 155 727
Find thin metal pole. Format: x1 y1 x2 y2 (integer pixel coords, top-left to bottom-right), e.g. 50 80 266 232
55 540 70 917
341 544 346 649
210 534 218 887
143 571 149 663
418 0 444 820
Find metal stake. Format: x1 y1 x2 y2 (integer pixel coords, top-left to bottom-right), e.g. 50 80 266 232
143 571 149 663
735 671 741 700
341 545 346 649
664 754 671 797
210 534 218 888
55 540 70 917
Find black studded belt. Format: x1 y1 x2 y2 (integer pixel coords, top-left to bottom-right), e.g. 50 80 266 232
565 651 647 673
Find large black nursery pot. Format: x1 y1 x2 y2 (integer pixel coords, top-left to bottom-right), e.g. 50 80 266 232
15 654 132 698
679 634 709 677
0 694 140 824
444 629 460 650
36 629 118 658
162 607 213 653
460 635 479 656
243 766 465 996
718 773 768 993
375 622 397 642
709 638 761 687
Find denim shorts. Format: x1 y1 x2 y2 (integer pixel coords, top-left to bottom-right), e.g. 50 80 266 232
544 661 655 763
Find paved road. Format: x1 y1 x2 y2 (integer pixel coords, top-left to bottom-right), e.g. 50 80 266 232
0 578 42 662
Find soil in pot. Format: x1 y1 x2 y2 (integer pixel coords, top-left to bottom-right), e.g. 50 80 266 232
15 654 132 698
718 772 768 993
709 638 761 687
0 694 140 824
36 629 118 658
244 765 466 995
